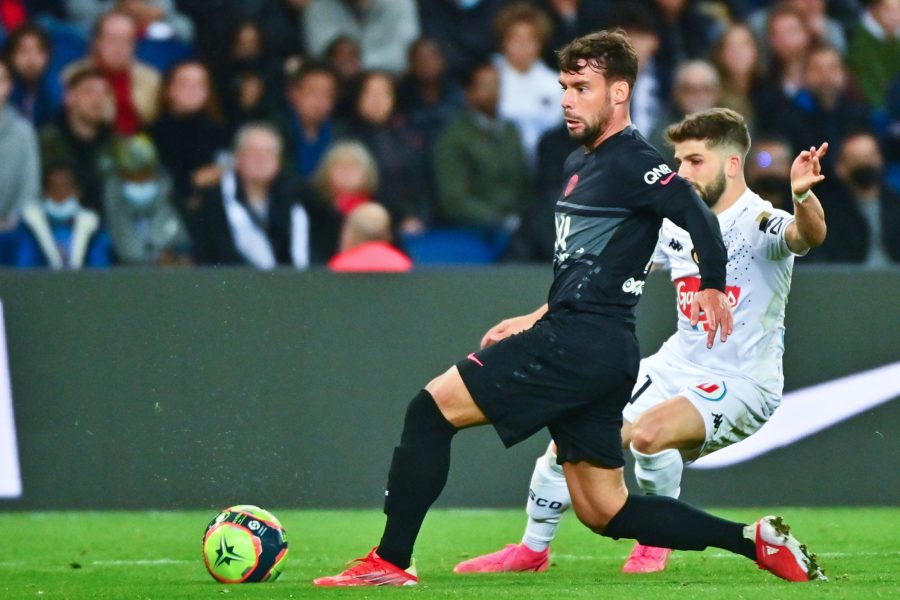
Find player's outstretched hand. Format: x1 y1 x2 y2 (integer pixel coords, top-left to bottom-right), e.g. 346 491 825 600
690 289 734 349
791 142 828 195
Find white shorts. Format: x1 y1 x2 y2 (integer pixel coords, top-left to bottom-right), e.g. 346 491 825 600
622 347 780 461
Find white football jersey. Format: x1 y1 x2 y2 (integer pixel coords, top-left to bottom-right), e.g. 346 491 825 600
653 188 803 394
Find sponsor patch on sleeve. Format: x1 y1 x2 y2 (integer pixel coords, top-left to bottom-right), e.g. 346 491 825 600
689 381 728 401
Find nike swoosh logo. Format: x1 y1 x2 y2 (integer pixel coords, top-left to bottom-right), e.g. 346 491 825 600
467 353 484 367
660 173 676 185
690 361 900 469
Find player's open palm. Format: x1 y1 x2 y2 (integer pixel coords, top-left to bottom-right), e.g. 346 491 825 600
791 142 828 195
690 289 734 349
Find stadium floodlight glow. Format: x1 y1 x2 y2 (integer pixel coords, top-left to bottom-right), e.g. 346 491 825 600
691 361 900 469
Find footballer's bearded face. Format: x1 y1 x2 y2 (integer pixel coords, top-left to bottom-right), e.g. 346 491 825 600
559 63 615 148
674 140 728 208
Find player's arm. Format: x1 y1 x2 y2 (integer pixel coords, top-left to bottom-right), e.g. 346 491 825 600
656 179 733 348
480 304 548 349
784 143 828 254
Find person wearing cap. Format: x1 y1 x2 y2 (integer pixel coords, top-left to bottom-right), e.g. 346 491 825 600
102 133 192 265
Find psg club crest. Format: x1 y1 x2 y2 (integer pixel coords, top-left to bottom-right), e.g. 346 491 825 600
564 174 579 197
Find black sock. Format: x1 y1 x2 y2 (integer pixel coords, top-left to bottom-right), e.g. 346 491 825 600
377 390 457 569
602 495 756 561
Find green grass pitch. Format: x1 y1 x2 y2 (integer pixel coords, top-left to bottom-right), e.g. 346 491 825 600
0 507 896 599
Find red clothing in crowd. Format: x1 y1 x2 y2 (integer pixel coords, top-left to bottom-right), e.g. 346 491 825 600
328 242 413 272
0 0 26 31
103 66 142 134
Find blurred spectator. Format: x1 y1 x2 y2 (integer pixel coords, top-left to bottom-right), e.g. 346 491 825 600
328 202 413 272
18 161 111 268
313 140 378 216
745 135 794 211
282 61 339 180
538 0 613 67
344 71 428 232
773 45 871 169
847 0 900 110
432 62 533 234
416 0 507 81
180 0 303 67
214 19 283 136
151 60 228 214
397 37 465 214
324 35 363 116
814 132 900 264
0 57 40 265
618 7 665 137
3 22 63 127
39 65 115 213
647 59 721 159
304 0 420 75
492 2 561 166
397 37 464 151
192 123 340 268
755 5 812 131
103 133 190 265
65 0 193 41
712 23 764 134
63 10 161 134
748 0 847 57
649 0 722 85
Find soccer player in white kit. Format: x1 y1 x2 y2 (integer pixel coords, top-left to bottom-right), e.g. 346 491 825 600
454 108 828 575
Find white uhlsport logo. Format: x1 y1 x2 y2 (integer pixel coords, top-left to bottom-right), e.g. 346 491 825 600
643 163 672 184
622 277 645 295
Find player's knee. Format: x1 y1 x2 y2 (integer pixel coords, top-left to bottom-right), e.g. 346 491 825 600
571 502 617 534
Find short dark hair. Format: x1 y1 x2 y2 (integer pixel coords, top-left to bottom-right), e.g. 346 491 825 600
64 64 106 89
462 61 496 90
3 22 52 66
556 29 638 97
665 108 751 158
287 60 339 89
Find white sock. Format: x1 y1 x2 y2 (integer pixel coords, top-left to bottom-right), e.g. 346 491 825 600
522 443 570 552
630 444 683 498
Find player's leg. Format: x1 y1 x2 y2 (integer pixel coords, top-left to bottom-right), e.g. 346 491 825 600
314 366 485 586
563 460 825 581
559 378 825 583
453 441 567 573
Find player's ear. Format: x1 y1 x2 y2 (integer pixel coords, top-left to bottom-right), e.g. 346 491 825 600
612 80 630 105
726 153 742 178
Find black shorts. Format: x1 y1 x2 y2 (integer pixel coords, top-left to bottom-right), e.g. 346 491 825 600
456 313 638 468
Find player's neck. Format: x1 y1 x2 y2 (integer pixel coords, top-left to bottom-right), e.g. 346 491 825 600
712 181 748 214
585 116 632 151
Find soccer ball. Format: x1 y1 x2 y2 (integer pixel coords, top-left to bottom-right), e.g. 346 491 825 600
202 505 288 583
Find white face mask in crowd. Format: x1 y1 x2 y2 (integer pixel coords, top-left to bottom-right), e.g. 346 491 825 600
123 180 161 207
43 197 80 220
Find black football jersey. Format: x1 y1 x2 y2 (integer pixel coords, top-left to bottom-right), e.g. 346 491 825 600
548 126 726 322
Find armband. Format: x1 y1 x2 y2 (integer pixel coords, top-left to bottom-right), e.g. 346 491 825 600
792 189 810 204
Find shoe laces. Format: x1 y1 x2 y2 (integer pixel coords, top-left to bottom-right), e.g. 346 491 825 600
340 549 382 575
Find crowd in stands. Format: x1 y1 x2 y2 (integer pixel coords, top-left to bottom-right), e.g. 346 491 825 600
0 0 898 270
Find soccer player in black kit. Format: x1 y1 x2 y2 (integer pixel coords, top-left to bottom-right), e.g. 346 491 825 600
315 30 825 587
